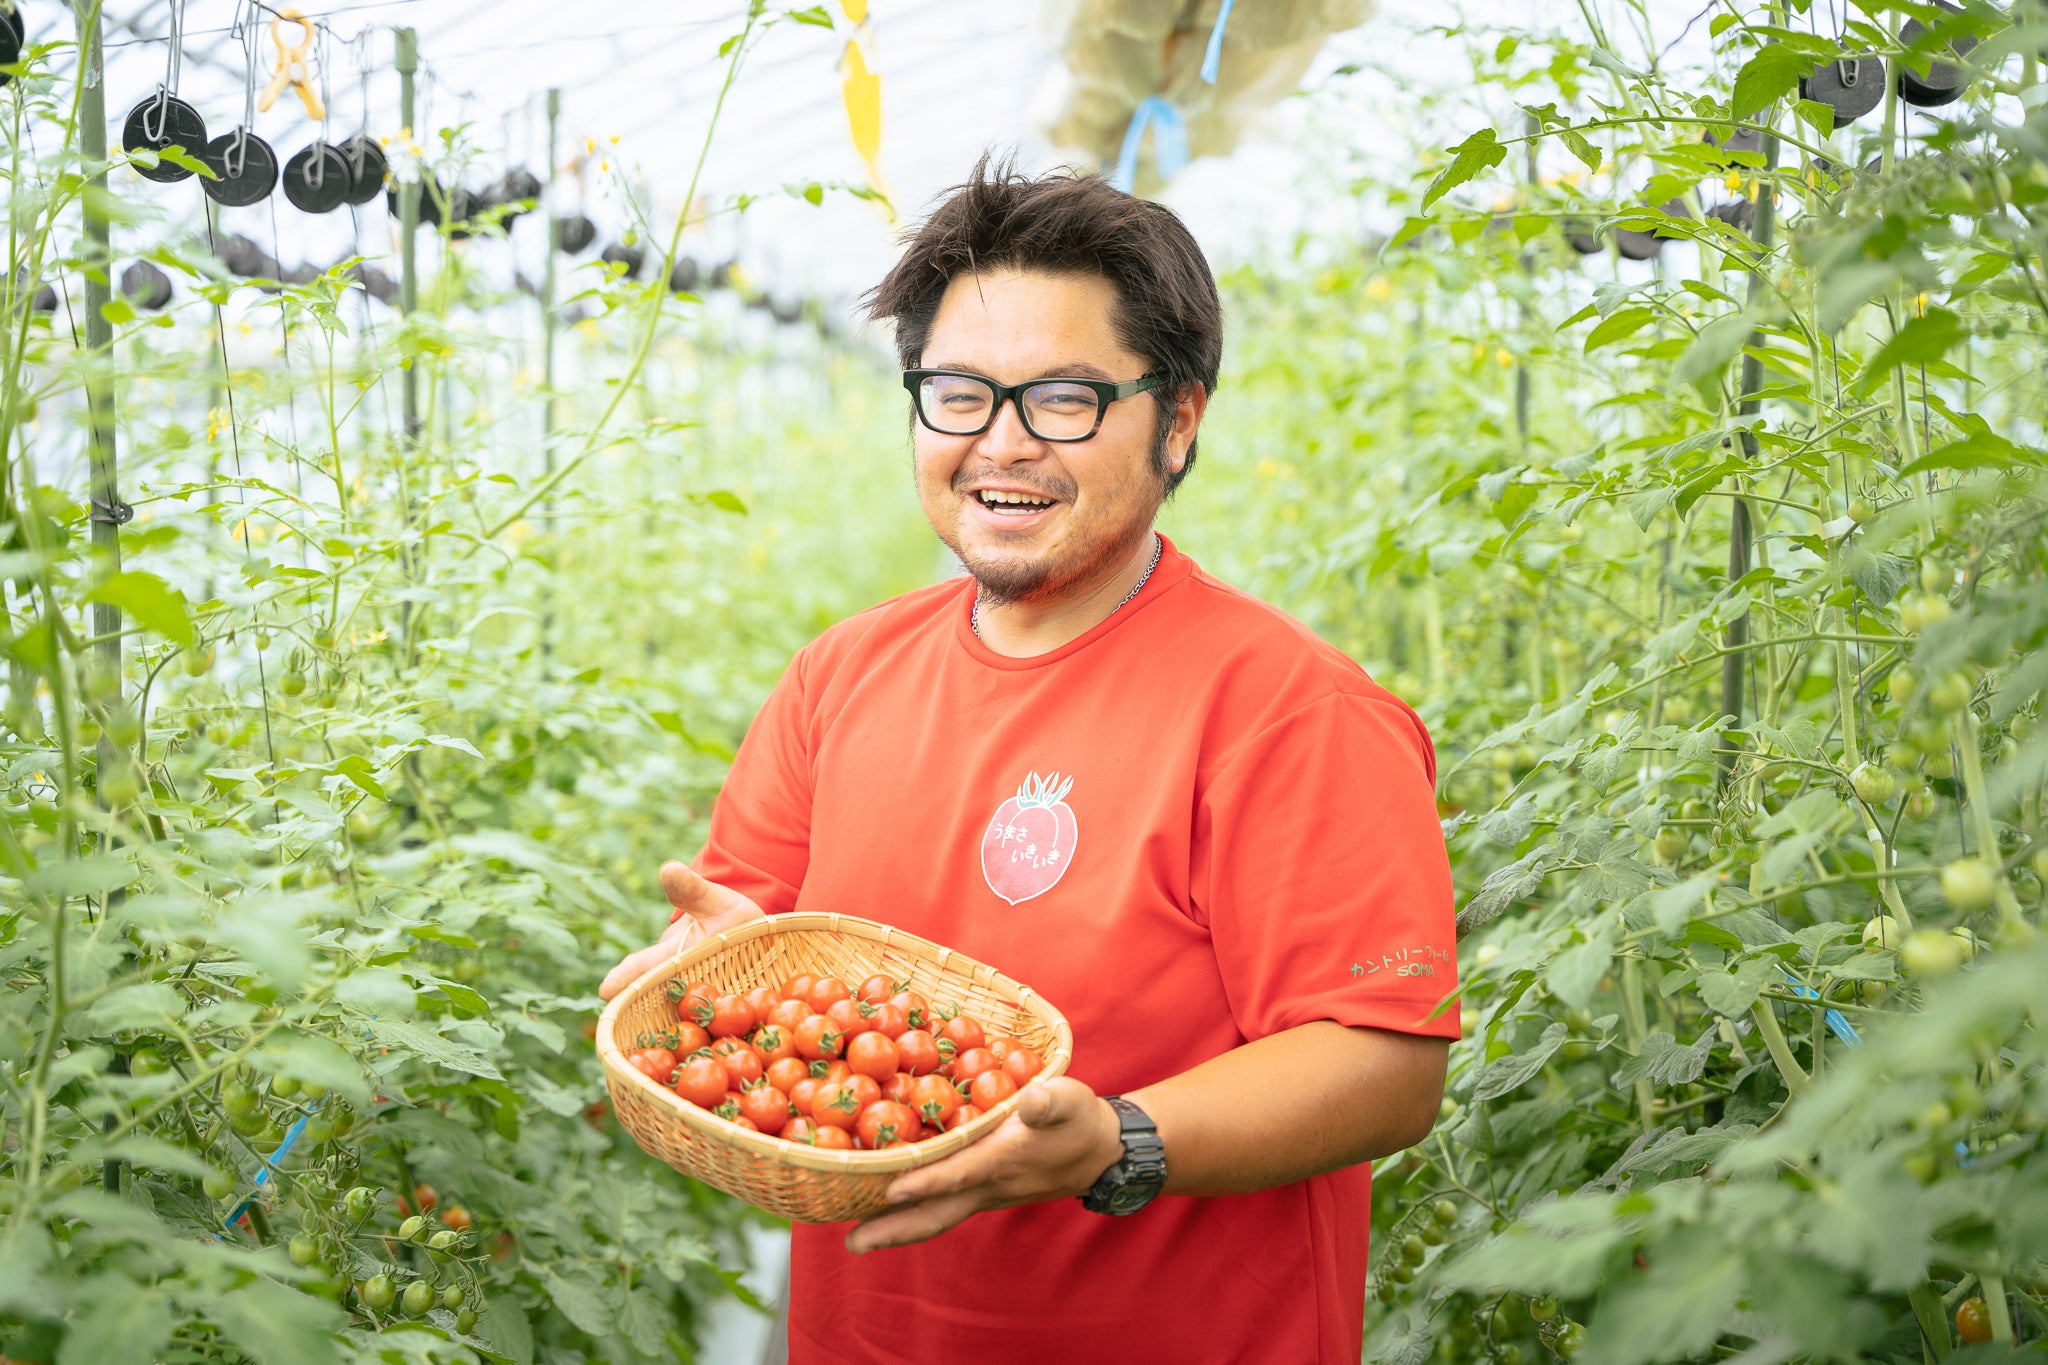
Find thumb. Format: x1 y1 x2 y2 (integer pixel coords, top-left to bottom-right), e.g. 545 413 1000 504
661 860 757 926
1017 1077 1085 1130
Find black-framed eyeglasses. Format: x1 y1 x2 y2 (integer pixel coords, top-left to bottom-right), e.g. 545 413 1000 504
902 368 1166 442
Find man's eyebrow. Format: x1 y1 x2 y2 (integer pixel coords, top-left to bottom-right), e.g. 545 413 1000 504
923 360 1119 382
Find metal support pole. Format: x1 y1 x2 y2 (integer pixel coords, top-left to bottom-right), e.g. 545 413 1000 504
538 87 559 659
394 27 420 654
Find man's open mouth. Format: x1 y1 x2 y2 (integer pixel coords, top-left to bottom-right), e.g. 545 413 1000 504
973 490 1059 515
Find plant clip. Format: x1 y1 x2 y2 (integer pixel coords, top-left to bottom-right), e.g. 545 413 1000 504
89 498 135 525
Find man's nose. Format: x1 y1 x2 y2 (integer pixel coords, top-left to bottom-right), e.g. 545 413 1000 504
975 393 1045 464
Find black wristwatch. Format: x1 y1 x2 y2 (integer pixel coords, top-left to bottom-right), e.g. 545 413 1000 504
1080 1095 1167 1216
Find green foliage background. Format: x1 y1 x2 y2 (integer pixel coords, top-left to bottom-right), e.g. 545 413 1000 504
5 1 2047 1363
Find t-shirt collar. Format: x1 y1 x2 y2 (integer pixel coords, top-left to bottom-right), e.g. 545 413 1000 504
953 532 1192 671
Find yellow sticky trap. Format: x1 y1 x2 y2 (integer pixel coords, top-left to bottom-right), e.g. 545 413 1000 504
257 9 325 121
841 40 893 220
841 0 868 21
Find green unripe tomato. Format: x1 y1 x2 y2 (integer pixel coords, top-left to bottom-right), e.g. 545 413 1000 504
1905 787 1938 821
300 1081 327 1101
105 706 142 746
278 671 306 697
129 1047 170 1077
1473 943 1501 968
1849 763 1896 804
398 1215 426 1242
1680 798 1710 821
1926 672 1973 717
343 1186 375 1220
1420 1222 1446 1246
1857 979 1889 1006
1653 827 1687 862
401 1279 436 1316
1498 1346 1523 1365
223 1082 260 1118
1391 1261 1415 1284
1376 1279 1397 1304
1919 557 1949 593
440 1285 465 1310
182 646 216 677
1439 1095 1460 1121
1901 928 1964 978
253 631 272 650
456 1306 479 1334
1861 915 1900 952
1888 668 1917 704
288 1234 318 1267
1915 1100 1953 1131
1904 1150 1939 1183
1529 1294 1559 1323
1433 1199 1458 1226
427 1228 460 1263
360 1274 396 1311
1459 1007 1480 1037
1552 1321 1586 1359
1940 857 2000 913
330 1106 355 1136
1401 1234 1427 1266
302 1117 335 1145
270 1074 300 1099
1899 590 1951 632
1847 496 1873 524
1885 741 1919 771
203 1168 235 1200
1950 926 1980 962
205 721 233 745
99 768 140 806
1924 750 1954 780
312 626 337 649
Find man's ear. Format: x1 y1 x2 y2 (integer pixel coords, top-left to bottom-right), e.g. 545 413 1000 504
1169 383 1210 470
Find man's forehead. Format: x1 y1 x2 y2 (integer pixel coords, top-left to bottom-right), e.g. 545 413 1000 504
922 358 1117 382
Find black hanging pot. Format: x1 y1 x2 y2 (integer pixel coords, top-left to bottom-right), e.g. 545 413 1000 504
1800 54 1886 125
388 175 445 226
1615 198 1689 260
198 128 278 207
1898 1 1977 107
32 282 57 312
552 213 596 254
769 297 806 326
2 4 25 87
708 260 735 290
1707 199 1755 234
338 134 388 207
1558 217 1604 255
122 92 208 182
668 256 700 292
599 241 645 278
444 188 481 239
277 261 320 286
283 142 352 214
491 168 543 224
120 260 173 309
214 232 279 279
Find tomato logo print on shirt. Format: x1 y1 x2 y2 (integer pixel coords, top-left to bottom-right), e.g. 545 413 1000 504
980 771 1078 905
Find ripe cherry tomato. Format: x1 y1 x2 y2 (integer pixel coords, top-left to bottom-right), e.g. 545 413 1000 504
731 1115 760 1132
857 974 898 1005
673 980 715 1025
638 1046 677 1078
811 1125 854 1150
821 1059 853 1085
826 998 874 1040
938 1014 987 1055
788 1077 823 1117
710 1036 750 1060
867 1002 910 1039
766 1057 810 1095
794 1015 844 1061
910 1074 962 1129
948 1047 999 1084
675 1057 728 1109
895 1029 941 1076
845 1031 900 1081
812 1080 862 1130
707 994 756 1040
846 1074 882 1113
744 985 779 1022
807 977 852 1014
986 1037 1013 1062
740 1084 790 1135
627 1052 664 1082
857 1100 923 1149
767 999 812 1035
719 1048 764 1089
784 1117 819 1145
442 1206 474 1232
673 1022 712 1057
890 990 931 1030
752 1026 798 1065
1956 1297 1994 1346
942 1101 984 1132
969 1069 1018 1110
778 974 817 1005
412 1184 438 1213
1002 1046 1044 1085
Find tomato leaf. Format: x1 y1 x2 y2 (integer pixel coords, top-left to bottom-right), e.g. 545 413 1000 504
87 570 195 647
1853 306 1965 394
1730 44 1815 119
1422 127 1506 211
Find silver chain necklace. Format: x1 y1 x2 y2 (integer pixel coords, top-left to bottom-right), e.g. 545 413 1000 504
971 533 1163 641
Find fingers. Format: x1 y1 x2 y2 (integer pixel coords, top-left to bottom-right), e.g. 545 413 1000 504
1017 1076 1086 1128
846 1189 981 1254
598 933 683 1002
661 860 765 931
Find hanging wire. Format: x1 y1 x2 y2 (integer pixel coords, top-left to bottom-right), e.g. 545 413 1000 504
141 0 185 141
225 1 259 179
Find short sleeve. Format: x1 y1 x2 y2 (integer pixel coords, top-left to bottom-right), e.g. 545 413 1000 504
692 648 815 915
1191 693 1460 1042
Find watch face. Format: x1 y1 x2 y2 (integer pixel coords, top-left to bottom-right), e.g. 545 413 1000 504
1108 1183 1153 1215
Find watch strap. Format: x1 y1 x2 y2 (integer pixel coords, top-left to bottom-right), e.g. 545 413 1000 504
1081 1095 1167 1215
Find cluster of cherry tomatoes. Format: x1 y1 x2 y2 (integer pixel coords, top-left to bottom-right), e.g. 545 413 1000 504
621 972 1046 1150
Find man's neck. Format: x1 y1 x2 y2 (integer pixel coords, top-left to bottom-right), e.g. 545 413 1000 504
974 532 1160 659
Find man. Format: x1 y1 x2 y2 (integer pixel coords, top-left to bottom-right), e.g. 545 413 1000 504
600 154 1458 1365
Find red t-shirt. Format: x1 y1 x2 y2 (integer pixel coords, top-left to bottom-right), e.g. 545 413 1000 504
694 535 1459 1365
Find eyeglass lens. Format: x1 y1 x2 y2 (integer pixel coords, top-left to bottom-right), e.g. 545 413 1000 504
918 375 1103 439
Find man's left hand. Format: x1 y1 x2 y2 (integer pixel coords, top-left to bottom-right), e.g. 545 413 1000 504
845 1077 1122 1254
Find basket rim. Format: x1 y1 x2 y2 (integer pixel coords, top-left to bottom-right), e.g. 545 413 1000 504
597 911 1075 1175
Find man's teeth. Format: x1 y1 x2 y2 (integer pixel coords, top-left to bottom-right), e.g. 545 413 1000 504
978 491 1053 507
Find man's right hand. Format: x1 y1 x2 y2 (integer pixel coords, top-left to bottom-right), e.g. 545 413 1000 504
598 860 767 1002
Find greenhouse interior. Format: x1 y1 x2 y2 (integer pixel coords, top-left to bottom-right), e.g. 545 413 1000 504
3 0 2046 1362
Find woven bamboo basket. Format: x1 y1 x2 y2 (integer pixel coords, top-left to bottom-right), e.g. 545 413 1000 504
597 911 1074 1224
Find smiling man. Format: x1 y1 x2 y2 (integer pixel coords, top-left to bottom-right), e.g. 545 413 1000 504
599 155 1459 1365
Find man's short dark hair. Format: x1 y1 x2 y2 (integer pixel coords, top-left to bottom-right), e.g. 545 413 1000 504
861 150 1222 497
